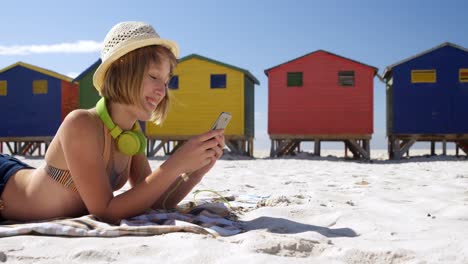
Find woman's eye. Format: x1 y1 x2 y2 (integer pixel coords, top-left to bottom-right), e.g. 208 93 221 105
150 75 158 80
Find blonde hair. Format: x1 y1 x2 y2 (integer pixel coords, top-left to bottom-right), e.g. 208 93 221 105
100 45 177 124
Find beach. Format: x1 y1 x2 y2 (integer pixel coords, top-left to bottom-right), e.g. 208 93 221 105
1 149 467 264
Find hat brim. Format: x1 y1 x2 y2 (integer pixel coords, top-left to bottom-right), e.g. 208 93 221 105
93 38 179 91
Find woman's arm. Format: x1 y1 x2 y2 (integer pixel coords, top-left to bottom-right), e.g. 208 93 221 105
129 134 225 210
60 111 222 223
157 133 225 209
150 165 206 209
129 154 206 209
128 153 152 188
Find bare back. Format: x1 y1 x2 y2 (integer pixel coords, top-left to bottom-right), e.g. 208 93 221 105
0 109 131 221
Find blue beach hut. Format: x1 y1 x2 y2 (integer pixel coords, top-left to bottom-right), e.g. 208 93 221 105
0 61 78 155
383 42 468 158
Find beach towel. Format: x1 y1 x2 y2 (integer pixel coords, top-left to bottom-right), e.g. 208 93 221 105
0 203 239 237
0 194 268 238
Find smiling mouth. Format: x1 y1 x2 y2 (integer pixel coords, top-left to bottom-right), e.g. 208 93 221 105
146 97 158 108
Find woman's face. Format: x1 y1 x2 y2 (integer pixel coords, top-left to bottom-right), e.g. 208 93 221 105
137 59 171 120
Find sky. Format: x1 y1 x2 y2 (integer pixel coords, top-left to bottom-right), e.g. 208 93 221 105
1 0 467 151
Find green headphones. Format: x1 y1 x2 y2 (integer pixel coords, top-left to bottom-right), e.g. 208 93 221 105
96 97 146 156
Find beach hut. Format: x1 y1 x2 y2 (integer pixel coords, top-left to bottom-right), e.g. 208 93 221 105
0 61 78 155
146 54 260 156
265 50 377 159
383 42 468 159
74 59 101 110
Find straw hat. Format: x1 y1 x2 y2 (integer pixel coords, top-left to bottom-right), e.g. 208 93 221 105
93 21 179 91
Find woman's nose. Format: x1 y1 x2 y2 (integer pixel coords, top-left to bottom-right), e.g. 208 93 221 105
154 84 165 97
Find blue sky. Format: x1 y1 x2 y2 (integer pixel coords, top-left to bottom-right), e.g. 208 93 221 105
1 0 467 150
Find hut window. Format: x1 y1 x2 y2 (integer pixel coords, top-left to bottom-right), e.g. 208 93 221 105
169 75 179 89
411 70 436 83
33 80 48 94
211 74 226 89
287 72 303 87
338 71 355 87
0 80 6 96
460 69 468 83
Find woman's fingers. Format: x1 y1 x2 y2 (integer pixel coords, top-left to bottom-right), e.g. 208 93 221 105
205 145 223 159
214 146 223 158
176 131 224 172
204 148 216 159
197 129 224 142
201 137 220 150
217 135 225 148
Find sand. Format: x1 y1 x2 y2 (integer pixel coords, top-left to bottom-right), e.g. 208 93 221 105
0 149 467 264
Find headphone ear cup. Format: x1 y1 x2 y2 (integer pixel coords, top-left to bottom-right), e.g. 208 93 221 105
116 132 141 156
135 131 147 154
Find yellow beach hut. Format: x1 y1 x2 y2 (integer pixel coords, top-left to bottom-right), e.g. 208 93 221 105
146 54 259 156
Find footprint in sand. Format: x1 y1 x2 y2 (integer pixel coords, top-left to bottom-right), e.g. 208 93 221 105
343 248 415 264
249 236 328 258
284 181 306 185
69 249 117 262
258 195 306 207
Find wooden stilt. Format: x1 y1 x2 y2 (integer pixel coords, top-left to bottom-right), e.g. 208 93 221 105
364 139 370 159
345 139 370 159
270 139 274 157
456 141 468 155
147 139 167 156
314 139 321 156
344 143 348 158
387 135 468 159
6 142 14 155
0 138 51 157
163 142 168 155
393 138 401 160
269 135 371 159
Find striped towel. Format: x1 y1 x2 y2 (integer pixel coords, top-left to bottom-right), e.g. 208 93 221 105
0 201 242 237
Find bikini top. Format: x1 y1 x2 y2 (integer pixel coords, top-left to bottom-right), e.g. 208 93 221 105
45 124 130 192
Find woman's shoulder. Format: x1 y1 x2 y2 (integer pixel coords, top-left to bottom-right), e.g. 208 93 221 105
48 109 103 162
60 109 101 138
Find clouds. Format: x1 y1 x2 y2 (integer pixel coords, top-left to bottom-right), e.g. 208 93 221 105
0 40 102 55
66 72 79 78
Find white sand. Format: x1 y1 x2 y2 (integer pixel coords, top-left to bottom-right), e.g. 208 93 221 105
1 149 468 264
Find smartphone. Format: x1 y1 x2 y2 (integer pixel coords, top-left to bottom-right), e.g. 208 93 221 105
211 112 232 130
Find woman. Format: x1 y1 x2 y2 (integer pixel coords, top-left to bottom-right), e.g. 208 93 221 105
0 21 224 224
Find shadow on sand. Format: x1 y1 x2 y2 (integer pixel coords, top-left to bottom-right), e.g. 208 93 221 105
240 216 358 238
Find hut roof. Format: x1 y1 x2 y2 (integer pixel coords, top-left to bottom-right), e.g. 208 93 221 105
179 54 260 85
73 59 101 83
264 50 378 76
383 42 468 79
0 61 73 82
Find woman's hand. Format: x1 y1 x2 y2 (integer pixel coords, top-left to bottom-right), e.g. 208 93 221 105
191 133 225 178
162 129 225 176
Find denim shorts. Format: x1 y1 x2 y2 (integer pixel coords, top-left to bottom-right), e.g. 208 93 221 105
0 154 35 198
1 154 35 221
